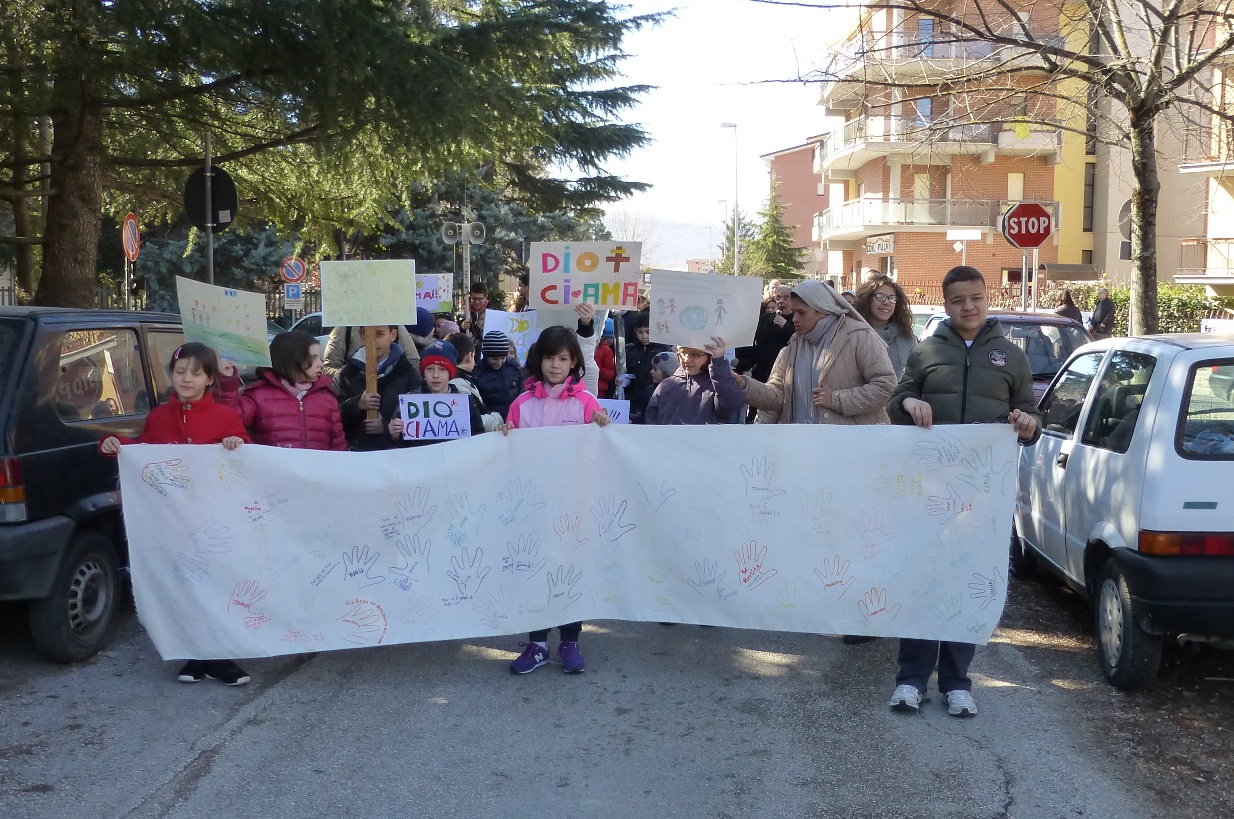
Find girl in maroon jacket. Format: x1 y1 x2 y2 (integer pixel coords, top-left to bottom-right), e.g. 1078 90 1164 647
100 342 253 687
219 331 346 451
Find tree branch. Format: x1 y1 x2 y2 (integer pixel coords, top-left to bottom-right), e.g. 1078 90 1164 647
106 125 322 168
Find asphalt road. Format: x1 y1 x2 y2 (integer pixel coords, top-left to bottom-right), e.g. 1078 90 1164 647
1 608 1163 819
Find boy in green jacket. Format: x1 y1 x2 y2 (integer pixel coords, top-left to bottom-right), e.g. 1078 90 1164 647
886 265 1042 718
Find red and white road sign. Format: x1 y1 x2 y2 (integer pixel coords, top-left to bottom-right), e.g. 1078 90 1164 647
122 213 141 262
280 256 307 284
1001 202 1053 249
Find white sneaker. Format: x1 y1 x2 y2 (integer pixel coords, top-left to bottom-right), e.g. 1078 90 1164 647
944 689 977 717
889 684 921 712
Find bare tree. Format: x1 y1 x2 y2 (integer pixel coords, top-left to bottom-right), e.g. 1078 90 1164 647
604 209 662 261
757 0 1234 333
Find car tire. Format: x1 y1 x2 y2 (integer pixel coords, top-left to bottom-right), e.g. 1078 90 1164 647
28 530 121 663
1009 522 1038 579
1095 560 1161 691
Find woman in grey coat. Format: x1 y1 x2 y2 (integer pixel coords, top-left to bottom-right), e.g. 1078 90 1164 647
854 276 917 380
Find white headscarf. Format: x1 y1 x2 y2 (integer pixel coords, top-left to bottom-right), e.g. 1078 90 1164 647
791 279 863 321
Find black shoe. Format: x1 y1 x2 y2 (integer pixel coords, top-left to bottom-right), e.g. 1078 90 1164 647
177 660 207 683
205 660 252 686
841 635 878 645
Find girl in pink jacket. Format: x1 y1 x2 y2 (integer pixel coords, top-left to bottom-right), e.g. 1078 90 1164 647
500 326 610 675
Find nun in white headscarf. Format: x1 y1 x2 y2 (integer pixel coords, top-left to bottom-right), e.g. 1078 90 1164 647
733 279 896 425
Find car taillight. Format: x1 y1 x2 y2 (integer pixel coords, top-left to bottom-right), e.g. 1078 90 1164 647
0 457 27 522
1140 531 1234 557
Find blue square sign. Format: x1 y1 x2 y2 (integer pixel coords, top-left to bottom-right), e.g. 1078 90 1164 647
284 283 302 300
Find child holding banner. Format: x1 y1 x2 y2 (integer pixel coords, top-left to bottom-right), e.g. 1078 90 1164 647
645 336 743 426
497 326 610 674
99 342 254 687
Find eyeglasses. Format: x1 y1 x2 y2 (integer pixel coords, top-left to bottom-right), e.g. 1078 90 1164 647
872 293 898 305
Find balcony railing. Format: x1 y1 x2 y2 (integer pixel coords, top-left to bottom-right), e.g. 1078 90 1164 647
1179 237 1234 275
823 30 1067 81
1178 123 1234 166
814 198 1056 238
820 114 999 160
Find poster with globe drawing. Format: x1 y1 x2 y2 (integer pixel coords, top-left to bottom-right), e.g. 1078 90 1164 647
648 270 764 349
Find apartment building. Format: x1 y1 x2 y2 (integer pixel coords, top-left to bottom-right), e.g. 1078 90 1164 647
803 0 1204 295
760 137 829 278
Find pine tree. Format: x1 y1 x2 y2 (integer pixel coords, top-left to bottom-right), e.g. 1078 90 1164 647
714 208 758 276
747 184 807 281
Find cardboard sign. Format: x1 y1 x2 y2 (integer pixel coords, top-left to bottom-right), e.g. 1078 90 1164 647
530 241 642 323
484 308 540 365
320 260 418 327
416 272 452 313
648 271 764 349
175 277 271 367
597 398 630 424
399 394 472 440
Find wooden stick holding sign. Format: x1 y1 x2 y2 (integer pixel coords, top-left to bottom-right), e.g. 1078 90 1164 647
319 260 419 423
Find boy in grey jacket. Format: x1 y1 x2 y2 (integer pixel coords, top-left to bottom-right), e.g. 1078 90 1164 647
885 265 1041 718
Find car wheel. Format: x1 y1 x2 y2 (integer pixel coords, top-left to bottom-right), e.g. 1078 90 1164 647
1095 560 1161 691
28 530 121 663
1009 521 1038 579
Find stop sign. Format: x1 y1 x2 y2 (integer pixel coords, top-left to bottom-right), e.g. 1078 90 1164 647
1001 202 1053 249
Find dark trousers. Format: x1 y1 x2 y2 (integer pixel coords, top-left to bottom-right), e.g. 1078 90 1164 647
896 638 976 693
529 622 582 643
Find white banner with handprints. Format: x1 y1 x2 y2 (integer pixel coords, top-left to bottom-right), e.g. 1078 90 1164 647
119 424 1017 660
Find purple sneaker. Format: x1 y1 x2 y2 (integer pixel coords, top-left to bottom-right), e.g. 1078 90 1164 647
558 641 585 674
510 642 549 674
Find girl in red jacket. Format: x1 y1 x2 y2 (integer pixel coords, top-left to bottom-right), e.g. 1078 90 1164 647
219 331 346 451
100 342 253 687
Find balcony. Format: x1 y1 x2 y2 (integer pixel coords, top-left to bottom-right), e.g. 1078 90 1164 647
812 197 1057 244
1175 237 1234 295
819 31 1066 113
818 114 1062 175
1178 124 1234 176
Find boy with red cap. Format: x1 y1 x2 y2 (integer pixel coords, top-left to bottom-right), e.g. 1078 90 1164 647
388 341 486 444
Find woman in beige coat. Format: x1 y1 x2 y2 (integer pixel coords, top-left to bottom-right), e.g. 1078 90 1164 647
734 279 896 425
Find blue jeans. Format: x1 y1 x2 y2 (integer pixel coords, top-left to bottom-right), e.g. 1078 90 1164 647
896 638 976 693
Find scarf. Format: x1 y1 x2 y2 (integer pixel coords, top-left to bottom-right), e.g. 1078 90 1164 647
350 342 404 379
788 313 842 424
280 378 314 401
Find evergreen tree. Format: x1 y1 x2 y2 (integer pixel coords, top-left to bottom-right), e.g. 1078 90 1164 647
714 208 757 276
748 184 807 281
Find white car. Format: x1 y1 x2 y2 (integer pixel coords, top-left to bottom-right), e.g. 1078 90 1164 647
1014 334 1234 690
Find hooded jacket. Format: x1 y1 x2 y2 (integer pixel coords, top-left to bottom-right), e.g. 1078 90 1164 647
474 356 525 420
594 341 616 398
450 370 503 432
888 318 1043 445
646 356 744 425
507 377 603 429
222 370 346 450
103 389 251 450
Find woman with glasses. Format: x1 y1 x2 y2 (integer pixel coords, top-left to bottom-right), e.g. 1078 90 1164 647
854 276 917 380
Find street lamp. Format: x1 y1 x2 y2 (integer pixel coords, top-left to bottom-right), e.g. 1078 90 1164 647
720 122 738 275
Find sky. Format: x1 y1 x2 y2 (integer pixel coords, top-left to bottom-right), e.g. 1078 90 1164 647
600 0 846 266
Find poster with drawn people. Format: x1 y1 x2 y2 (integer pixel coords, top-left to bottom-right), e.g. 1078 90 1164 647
648 270 764 349
119 424 1017 661
175 277 272 367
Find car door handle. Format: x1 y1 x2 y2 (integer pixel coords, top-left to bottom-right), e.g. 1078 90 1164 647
1056 453 1069 468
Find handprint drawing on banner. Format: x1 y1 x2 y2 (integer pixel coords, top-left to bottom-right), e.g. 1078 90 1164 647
497 478 546 524
854 507 897 558
342 545 386 589
925 528 975 572
933 591 964 623
968 511 1002 540
914 429 964 471
336 599 387 645
173 550 209 585
396 487 437 533
242 491 289 524
798 489 841 537
687 558 728 597
873 462 924 501
164 597 202 644
227 580 270 630
741 458 786 509
765 582 799 619
590 496 636 542
857 587 902 622
447 547 490 596
142 459 190 496
546 564 583 611
644 560 672 586
553 514 590 549
968 567 1003 610
735 540 777 590
590 580 620 605
399 594 438 636
443 492 485 546
594 542 630 576
636 480 677 513
389 535 430 591
926 484 972 525
473 589 509 632
188 520 233 555
502 536 546 579
958 446 1012 496
813 555 856 599
216 459 246 491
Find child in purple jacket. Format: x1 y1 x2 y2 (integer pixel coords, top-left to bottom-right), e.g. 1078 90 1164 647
645 335 744 425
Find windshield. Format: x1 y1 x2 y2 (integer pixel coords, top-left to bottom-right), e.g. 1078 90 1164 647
1178 359 1234 459
1000 321 1091 379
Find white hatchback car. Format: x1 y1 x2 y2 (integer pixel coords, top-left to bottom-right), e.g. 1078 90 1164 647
1014 334 1234 690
